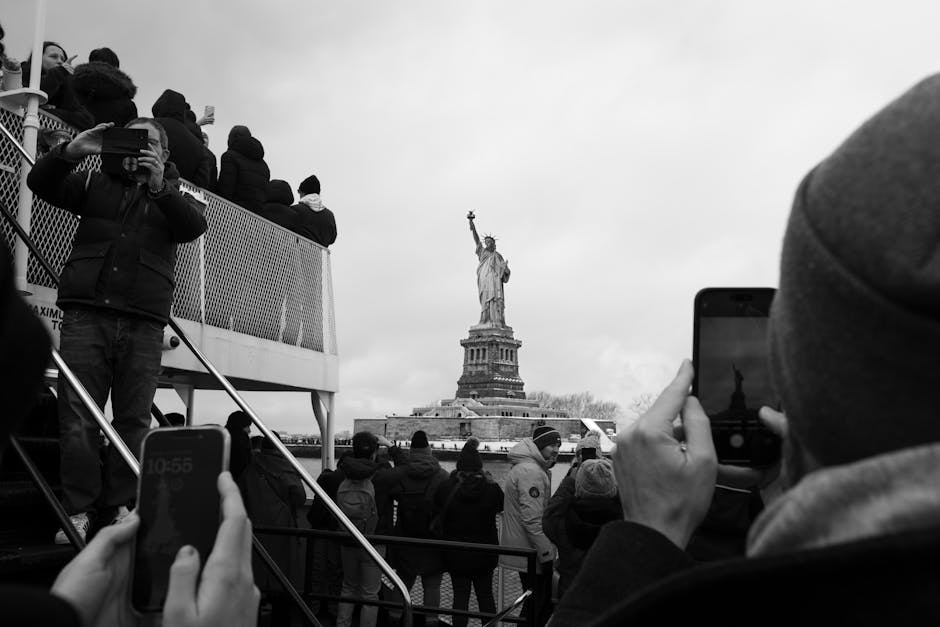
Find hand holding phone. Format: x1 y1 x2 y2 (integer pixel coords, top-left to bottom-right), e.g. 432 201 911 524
100 127 149 176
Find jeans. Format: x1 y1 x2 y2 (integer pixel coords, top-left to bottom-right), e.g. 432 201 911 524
336 545 385 627
58 307 164 514
308 536 342 615
392 570 443 626
450 571 496 627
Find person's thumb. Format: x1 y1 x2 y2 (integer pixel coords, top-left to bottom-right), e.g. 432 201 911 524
163 545 200 622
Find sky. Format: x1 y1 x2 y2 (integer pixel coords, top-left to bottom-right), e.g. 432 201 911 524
6 1 940 435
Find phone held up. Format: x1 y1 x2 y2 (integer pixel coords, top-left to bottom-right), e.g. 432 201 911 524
692 287 781 468
99 127 149 177
131 425 230 614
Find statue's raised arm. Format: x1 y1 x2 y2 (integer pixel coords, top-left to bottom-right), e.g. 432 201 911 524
467 210 482 250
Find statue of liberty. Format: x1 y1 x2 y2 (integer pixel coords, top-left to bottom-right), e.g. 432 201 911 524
467 211 511 326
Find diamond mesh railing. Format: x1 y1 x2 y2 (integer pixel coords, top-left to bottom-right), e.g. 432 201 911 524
0 106 336 355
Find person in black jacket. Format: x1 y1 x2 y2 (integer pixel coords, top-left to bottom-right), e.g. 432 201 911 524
551 73 940 626
151 88 210 187
433 437 503 627
27 118 207 545
71 48 138 126
218 125 270 214
261 179 297 229
21 41 94 130
291 174 336 246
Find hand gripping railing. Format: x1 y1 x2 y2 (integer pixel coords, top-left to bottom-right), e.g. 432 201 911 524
0 118 413 625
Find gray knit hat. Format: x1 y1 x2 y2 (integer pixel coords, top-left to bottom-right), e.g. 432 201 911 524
770 74 940 467
575 459 617 499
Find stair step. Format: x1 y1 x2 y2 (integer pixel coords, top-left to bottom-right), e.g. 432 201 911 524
0 543 76 586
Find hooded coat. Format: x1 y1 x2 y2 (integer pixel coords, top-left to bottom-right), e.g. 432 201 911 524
333 454 401 538
261 180 297 229
499 438 555 573
151 89 209 187
217 125 270 215
291 193 336 246
71 61 138 127
389 447 449 575
22 63 94 131
433 469 504 576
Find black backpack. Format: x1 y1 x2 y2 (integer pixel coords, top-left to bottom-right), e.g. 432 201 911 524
396 478 435 538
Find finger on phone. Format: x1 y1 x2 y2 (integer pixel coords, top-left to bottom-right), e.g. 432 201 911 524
758 406 787 438
212 472 251 558
163 545 200 621
641 359 694 431
81 513 139 563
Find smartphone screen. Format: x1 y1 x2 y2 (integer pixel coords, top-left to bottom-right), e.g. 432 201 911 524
132 426 230 613
692 288 781 467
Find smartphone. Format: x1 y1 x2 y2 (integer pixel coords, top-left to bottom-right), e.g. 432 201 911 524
692 287 781 467
100 127 148 176
204 105 215 118
131 426 230 614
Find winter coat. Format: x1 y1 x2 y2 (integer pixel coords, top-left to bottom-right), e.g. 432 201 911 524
27 144 207 323
499 438 555 573
71 61 138 127
217 126 270 215
433 469 504 576
260 180 297 229
291 193 336 246
543 475 619 599
335 453 402 539
388 447 449 575
238 449 307 592
201 147 218 194
22 63 94 130
151 89 210 187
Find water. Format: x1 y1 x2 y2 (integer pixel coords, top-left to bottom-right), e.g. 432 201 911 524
297 456 571 499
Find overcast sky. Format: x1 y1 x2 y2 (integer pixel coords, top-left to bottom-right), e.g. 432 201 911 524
6 1 940 435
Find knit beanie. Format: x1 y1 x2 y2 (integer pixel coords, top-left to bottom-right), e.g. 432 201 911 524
575 459 617 499
299 174 321 195
576 431 601 456
456 436 483 471
532 426 561 450
770 74 940 467
410 430 429 450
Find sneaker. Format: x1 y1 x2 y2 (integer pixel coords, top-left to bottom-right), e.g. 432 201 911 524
54 512 90 545
112 505 132 525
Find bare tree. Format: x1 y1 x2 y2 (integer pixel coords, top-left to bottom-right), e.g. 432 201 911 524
528 390 624 421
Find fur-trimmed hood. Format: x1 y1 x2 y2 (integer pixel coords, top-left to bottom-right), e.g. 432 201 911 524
72 61 137 101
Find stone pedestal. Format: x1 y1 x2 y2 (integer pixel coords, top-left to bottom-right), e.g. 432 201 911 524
455 324 525 399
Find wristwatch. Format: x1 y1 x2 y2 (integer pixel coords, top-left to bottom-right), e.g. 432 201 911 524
148 180 166 195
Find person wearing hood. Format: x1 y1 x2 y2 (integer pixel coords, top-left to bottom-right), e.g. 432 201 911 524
151 88 210 187
433 437 504 627
542 458 620 601
261 179 298 229
333 432 403 627
71 47 138 127
387 430 449 626
290 174 336 247
552 74 940 626
21 41 94 130
218 124 270 215
27 118 207 545
500 425 561 627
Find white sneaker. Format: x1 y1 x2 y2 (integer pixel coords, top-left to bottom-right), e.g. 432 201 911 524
54 512 90 545
112 505 132 525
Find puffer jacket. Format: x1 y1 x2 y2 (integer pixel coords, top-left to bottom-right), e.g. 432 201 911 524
260 180 297 229
434 469 504 576
22 63 94 131
499 438 556 572
389 447 449 575
72 61 138 127
27 143 207 323
217 125 270 214
291 193 336 247
151 89 209 187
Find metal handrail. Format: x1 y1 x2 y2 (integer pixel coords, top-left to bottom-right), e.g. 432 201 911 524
1 116 412 623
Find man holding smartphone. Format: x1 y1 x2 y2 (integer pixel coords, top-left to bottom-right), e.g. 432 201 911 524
550 74 940 625
28 118 207 544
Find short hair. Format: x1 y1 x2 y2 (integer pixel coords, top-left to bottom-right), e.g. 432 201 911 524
351 431 378 459
125 117 168 151
89 47 119 67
